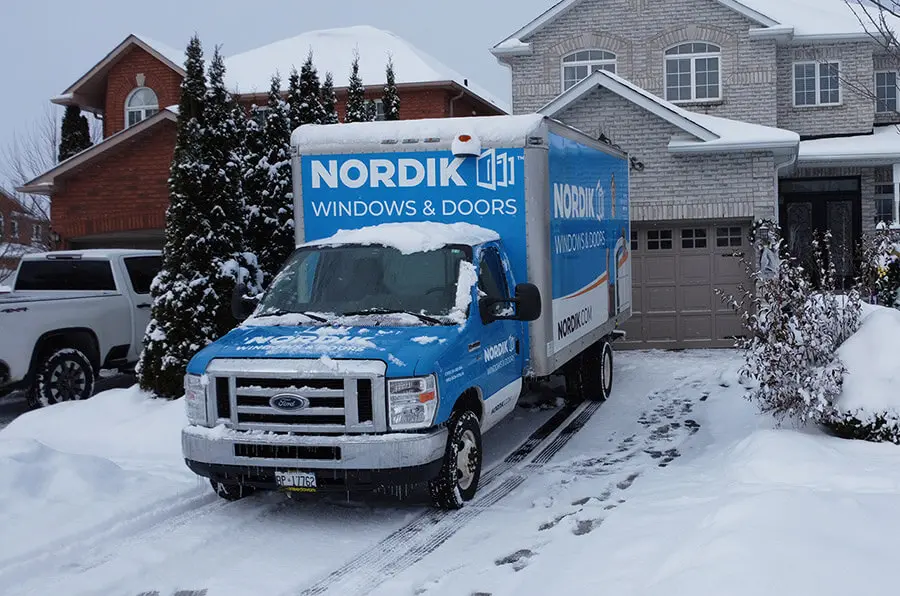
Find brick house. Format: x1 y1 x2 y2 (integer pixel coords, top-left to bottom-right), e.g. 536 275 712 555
18 26 505 251
0 188 49 281
493 0 900 349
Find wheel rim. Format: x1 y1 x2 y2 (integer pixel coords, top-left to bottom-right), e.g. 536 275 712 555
455 429 479 491
50 361 87 401
603 346 613 392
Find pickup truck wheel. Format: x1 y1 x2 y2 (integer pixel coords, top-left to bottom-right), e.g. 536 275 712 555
429 410 482 510
33 348 96 407
210 479 255 501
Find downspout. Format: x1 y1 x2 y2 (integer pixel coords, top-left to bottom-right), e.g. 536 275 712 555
449 80 467 118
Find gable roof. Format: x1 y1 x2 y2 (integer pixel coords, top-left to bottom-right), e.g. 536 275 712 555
540 69 799 154
52 34 186 114
492 0 894 56
17 109 178 196
225 25 508 112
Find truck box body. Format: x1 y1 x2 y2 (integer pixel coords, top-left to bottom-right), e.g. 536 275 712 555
292 114 631 377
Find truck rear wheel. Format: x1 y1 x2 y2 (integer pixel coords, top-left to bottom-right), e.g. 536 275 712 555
564 340 611 403
31 348 96 408
429 410 482 510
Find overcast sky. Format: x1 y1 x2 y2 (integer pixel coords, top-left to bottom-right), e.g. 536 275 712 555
0 0 551 186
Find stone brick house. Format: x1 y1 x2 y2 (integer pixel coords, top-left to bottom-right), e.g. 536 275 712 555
493 0 900 348
18 26 505 251
0 188 49 281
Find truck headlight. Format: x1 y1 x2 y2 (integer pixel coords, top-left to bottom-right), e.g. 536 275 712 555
184 374 210 426
387 375 438 430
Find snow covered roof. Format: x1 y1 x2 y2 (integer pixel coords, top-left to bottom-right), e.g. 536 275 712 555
292 114 546 153
492 0 893 55
302 222 500 254
540 70 799 155
226 25 508 113
0 243 45 258
799 125 900 166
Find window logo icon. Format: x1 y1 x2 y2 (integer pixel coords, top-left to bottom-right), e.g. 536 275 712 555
476 149 517 190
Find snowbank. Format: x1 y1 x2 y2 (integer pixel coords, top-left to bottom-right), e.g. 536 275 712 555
0 387 198 565
302 221 499 254
836 305 900 416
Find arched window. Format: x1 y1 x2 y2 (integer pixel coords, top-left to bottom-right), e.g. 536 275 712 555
665 42 721 102
562 50 617 91
125 87 159 127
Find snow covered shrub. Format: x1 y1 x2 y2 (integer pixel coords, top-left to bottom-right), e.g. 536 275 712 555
858 225 900 308
719 222 860 424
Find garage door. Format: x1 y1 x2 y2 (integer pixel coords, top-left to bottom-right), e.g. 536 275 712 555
619 221 752 349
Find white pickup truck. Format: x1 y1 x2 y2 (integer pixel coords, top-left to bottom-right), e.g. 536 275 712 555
0 249 162 407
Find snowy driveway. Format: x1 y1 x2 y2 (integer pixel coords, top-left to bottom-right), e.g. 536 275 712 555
1 349 898 596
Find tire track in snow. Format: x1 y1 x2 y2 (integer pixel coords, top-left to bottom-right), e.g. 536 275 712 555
294 400 602 596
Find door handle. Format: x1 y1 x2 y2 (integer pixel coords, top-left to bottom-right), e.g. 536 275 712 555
137 303 151 309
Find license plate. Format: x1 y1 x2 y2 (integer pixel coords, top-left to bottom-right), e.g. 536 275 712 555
275 471 317 492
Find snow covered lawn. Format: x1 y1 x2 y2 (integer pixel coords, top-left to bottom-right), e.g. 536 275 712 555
1 350 899 596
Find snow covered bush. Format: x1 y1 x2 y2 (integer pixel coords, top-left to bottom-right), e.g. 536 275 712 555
858 225 900 308
826 305 900 444
720 223 860 425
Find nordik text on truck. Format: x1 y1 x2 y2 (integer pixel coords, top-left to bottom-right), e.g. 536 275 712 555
181 114 632 509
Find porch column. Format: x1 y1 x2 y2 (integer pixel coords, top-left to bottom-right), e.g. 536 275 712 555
894 163 900 226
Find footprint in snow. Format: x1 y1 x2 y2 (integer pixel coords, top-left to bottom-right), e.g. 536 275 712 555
616 472 640 490
495 549 535 571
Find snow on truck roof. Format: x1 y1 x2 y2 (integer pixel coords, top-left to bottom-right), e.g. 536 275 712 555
301 222 500 254
292 114 546 151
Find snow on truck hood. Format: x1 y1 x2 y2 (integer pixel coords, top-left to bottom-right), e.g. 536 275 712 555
186 323 457 378
301 221 499 254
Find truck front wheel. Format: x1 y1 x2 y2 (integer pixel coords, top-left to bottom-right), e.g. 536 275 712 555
31 348 96 408
429 410 482 510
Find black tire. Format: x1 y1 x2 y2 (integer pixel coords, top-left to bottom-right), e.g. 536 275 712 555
31 348 96 408
210 479 255 501
429 410 482 510
564 340 610 403
599 341 614 400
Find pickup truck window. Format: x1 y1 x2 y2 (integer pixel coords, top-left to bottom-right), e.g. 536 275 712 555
15 260 116 291
259 245 471 322
124 256 162 294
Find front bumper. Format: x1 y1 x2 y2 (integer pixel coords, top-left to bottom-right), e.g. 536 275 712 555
182 424 448 490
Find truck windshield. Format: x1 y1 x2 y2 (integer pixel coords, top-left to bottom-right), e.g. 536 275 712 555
257 244 472 324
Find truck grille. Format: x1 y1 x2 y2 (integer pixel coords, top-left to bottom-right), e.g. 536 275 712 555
234 443 341 461
206 359 387 434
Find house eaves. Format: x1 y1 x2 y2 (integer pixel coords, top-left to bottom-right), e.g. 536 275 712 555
17 109 178 196
491 0 778 57
539 70 719 143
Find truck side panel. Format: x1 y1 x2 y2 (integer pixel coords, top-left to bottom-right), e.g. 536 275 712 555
531 132 630 375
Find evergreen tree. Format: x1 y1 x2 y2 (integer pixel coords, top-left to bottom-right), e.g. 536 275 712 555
58 105 92 162
382 57 400 121
345 51 368 123
287 66 302 131
245 74 295 285
138 34 209 397
321 72 339 124
297 51 327 126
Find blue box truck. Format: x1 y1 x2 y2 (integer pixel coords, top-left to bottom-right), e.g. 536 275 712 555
181 114 632 508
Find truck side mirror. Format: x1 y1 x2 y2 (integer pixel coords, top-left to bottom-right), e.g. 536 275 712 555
479 283 542 324
231 283 258 321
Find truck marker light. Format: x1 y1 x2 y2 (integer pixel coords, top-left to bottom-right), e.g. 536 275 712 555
458 135 472 142
418 391 436 403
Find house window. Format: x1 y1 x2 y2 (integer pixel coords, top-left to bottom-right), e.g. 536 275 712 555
793 62 841 107
125 87 159 127
374 99 386 121
665 43 721 102
562 50 617 91
250 106 269 127
716 226 743 248
647 229 673 250
681 228 708 249
875 71 898 113
31 223 41 242
0 214 4 240
10 219 19 239
875 184 894 223
631 230 638 251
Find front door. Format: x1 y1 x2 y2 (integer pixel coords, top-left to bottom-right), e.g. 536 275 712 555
779 177 861 288
475 244 523 429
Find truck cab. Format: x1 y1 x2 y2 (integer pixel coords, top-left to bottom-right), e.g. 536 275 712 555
182 114 631 508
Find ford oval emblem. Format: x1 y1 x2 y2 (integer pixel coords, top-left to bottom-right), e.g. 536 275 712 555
270 394 310 412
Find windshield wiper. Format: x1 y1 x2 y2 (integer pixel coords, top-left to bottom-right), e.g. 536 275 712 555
341 308 443 326
258 309 329 324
